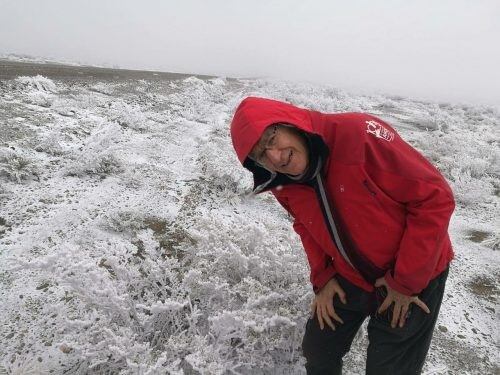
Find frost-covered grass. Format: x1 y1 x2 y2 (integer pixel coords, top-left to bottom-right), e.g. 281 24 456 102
0 71 498 374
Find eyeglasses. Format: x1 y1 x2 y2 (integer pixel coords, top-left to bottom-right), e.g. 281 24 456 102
249 125 279 167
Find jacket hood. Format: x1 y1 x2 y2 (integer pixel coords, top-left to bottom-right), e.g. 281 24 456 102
230 96 315 164
230 96 328 193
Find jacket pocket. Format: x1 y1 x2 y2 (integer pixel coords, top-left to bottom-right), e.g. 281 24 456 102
362 179 404 225
362 179 384 210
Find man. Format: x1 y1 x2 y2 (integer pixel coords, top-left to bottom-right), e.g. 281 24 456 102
230 96 454 374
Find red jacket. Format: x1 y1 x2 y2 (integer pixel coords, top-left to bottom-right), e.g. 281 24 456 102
230 97 454 296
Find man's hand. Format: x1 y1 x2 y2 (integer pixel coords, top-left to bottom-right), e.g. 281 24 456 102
375 277 430 328
310 277 347 331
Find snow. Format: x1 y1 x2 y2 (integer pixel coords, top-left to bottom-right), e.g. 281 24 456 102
0 67 498 374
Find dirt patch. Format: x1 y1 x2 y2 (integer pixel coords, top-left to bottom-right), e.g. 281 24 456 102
428 330 499 374
467 230 491 243
140 217 195 261
468 275 499 302
144 217 167 236
158 226 195 261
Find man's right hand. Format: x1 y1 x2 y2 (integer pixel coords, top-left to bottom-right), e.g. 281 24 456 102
310 277 347 331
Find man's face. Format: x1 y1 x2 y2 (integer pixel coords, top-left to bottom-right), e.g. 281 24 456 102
249 124 309 176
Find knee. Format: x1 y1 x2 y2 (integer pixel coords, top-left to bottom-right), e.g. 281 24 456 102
301 318 344 368
301 319 317 361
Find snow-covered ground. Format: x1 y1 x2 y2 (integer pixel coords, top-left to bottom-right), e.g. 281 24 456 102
0 62 498 374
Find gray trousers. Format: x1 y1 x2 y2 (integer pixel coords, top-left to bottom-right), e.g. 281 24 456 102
302 268 449 375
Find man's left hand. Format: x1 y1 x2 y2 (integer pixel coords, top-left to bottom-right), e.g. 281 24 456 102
374 277 430 328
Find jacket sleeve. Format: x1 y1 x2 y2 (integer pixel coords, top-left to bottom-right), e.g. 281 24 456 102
273 193 336 293
363 115 455 295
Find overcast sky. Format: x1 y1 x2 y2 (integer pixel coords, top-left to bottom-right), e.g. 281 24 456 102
1 0 499 105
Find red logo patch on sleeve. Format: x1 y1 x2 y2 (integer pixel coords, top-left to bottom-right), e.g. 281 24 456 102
366 120 395 142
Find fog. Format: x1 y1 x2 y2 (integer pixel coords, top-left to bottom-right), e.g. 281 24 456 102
1 0 499 105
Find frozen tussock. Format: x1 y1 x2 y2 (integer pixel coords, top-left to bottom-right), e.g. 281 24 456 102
6 75 59 107
0 148 39 183
108 100 153 131
64 122 125 177
15 75 58 93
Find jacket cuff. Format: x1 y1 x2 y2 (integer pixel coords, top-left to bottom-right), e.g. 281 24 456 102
384 270 415 296
312 266 337 294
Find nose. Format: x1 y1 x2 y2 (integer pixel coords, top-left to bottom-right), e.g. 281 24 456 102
265 148 282 166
